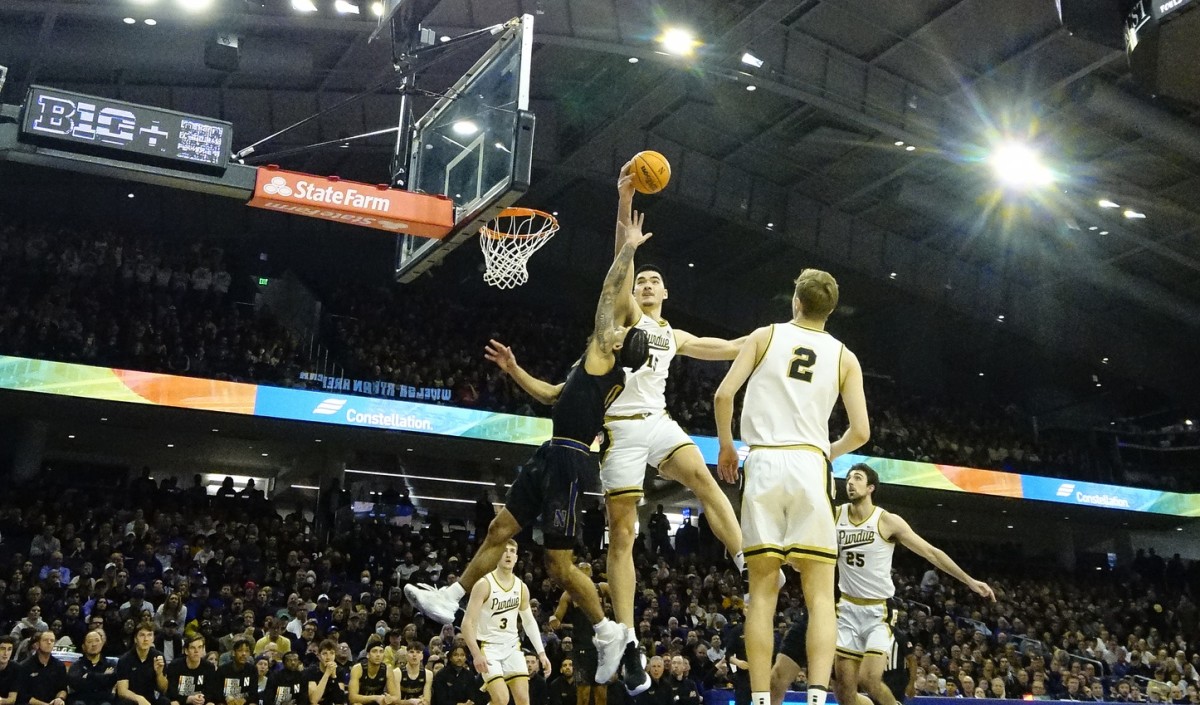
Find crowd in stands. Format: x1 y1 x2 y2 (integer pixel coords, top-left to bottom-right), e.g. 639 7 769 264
2 474 1200 705
0 220 302 385
0 218 1184 489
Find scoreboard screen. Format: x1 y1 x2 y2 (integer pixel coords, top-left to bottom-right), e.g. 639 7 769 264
21 85 232 171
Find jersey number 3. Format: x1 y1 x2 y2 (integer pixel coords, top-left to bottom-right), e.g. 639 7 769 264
787 346 817 382
498 617 508 629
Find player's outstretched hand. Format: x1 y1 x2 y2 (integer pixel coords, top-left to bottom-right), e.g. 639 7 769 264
622 210 653 249
618 160 635 201
539 652 552 677
716 443 740 484
970 579 996 601
484 339 518 374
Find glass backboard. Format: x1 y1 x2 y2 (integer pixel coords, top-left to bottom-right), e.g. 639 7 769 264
395 14 534 283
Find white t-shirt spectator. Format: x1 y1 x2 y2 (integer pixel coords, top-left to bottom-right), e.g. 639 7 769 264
191 266 213 291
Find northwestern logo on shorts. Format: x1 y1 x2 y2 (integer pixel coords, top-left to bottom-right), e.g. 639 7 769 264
313 398 347 415
1056 483 1075 497
553 509 568 529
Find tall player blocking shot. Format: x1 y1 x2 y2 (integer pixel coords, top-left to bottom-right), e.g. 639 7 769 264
714 269 870 705
599 162 748 692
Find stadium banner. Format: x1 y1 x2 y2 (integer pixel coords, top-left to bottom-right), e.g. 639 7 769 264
0 354 1196 517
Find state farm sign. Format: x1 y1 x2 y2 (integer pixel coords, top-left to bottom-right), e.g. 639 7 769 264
247 167 454 239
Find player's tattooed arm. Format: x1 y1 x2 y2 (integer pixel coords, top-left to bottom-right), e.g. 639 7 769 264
613 161 641 327
593 211 653 355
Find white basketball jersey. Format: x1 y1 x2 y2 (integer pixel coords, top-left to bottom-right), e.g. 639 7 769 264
835 504 895 600
741 323 844 453
475 571 523 649
606 313 675 416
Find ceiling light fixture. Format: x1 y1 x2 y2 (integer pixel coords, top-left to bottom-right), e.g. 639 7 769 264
370 1 383 16
628 57 639 63
291 484 320 490
894 140 905 146
452 120 478 135
905 145 916 151
989 141 1053 189
176 0 213 10
659 27 698 56
745 85 756 91
1099 230 1109 235
123 17 137 24
144 18 157 25
741 52 764 68
1123 209 1146 219
1098 199 1120 208
291 0 318 12
1087 226 1098 231
889 272 897 279
68 435 76 439
334 0 360 13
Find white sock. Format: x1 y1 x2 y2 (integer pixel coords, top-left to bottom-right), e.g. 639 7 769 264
752 691 770 705
594 617 612 632
735 551 746 574
808 684 828 705
446 582 465 602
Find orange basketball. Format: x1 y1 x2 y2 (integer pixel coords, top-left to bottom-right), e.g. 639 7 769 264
631 150 671 194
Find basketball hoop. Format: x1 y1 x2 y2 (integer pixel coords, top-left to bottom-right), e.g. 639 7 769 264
478 207 559 289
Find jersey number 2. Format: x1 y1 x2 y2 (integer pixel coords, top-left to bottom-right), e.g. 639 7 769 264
787 346 817 382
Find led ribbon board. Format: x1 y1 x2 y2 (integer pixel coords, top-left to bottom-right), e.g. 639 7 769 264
0 354 1195 517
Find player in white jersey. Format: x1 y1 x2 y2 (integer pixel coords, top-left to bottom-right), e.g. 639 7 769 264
600 164 748 693
767 464 995 705
463 540 552 705
714 269 869 705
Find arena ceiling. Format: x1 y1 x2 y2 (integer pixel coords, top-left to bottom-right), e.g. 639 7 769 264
1 0 1199 412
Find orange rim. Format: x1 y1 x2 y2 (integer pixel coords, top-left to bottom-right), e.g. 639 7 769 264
480 207 559 240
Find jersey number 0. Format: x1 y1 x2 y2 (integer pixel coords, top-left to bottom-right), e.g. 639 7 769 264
787 346 817 382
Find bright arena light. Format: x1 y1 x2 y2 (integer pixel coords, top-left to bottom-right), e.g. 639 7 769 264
370 2 384 16
989 141 1053 189
291 0 318 12
176 0 213 10
659 28 698 56
741 52 764 68
1098 198 1120 208
334 0 360 14
451 120 478 136
1123 209 1146 219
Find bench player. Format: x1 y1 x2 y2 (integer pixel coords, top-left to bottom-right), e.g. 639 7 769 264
768 464 995 705
405 211 657 691
714 268 870 705
462 540 551 705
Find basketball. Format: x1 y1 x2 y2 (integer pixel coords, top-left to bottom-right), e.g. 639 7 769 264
631 150 671 194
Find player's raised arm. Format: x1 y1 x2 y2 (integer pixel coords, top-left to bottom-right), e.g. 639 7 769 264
829 347 869 459
713 326 771 483
484 339 564 406
880 512 995 601
612 162 641 327
586 211 652 371
674 330 749 361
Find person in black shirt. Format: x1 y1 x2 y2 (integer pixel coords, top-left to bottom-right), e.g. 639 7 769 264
630 659 668 705
430 648 477 705
262 655 304 705
525 654 547 705
116 623 167 705
406 215 654 695
216 637 257 705
165 635 217 705
68 631 117 705
348 638 396 705
545 659 573 705
18 631 68 705
1 636 22 705
303 642 346 705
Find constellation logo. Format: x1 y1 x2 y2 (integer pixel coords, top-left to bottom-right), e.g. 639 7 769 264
263 176 293 197
1056 483 1075 497
313 398 347 415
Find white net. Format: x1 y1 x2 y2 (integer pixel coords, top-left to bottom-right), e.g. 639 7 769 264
478 208 560 289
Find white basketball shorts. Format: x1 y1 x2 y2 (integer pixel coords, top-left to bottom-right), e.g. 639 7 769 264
740 446 836 564
599 411 695 498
